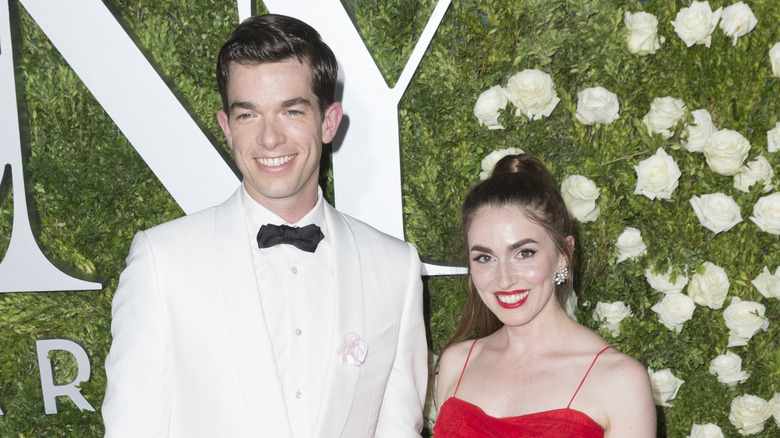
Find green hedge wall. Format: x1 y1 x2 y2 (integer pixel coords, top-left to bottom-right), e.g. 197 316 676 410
1 0 778 436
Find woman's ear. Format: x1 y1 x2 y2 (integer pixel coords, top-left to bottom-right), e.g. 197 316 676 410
562 235 575 267
565 235 575 252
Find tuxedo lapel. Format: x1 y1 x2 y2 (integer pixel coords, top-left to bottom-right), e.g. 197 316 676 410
215 190 292 437
314 203 365 436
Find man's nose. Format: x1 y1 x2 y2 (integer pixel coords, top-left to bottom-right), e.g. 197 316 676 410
258 116 285 148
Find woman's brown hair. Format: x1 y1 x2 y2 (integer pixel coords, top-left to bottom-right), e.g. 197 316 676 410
445 154 575 347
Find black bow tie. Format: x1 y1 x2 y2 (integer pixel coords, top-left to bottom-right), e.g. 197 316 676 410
256 224 324 253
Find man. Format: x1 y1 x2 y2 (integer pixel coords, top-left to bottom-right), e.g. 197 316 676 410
102 14 427 437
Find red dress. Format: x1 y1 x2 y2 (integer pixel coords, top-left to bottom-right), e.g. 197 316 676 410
433 341 614 438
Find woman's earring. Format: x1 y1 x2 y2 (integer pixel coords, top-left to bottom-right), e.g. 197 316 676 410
554 267 568 285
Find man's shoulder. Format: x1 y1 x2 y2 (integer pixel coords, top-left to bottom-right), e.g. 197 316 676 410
332 207 408 247
143 190 240 238
126 203 233 264
144 205 218 237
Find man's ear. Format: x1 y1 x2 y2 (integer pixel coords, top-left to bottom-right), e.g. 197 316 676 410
321 102 343 144
217 109 233 149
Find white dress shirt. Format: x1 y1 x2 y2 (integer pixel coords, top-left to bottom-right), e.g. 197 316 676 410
241 187 334 438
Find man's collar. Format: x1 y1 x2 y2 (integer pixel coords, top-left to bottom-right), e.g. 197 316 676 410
240 185 326 229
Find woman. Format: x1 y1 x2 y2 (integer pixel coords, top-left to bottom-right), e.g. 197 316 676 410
434 154 656 437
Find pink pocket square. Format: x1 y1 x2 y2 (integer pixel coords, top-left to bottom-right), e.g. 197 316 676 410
338 332 368 366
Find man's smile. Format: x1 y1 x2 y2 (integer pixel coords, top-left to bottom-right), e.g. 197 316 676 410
257 154 296 167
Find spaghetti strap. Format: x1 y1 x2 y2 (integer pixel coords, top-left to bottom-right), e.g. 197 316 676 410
567 346 615 409
453 339 479 397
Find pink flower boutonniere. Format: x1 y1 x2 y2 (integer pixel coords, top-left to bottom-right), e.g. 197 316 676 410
338 332 368 367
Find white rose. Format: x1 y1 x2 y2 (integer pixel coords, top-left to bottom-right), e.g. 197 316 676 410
646 265 689 294
478 147 524 180
750 192 780 235
703 129 751 176
687 261 729 309
478 147 524 181
729 394 771 436
647 367 684 407
652 293 696 333
474 85 508 130
561 175 600 222
771 42 780 79
672 1 723 48
719 2 758 47
769 393 780 428
682 109 718 153
724 297 769 347
734 156 774 193
592 301 631 336
767 122 780 153
751 266 780 300
575 86 620 125
505 69 560 120
624 11 664 55
689 193 743 234
634 148 682 200
688 423 725 438
709 351 750 387
615 227 647 263
643 96 687 139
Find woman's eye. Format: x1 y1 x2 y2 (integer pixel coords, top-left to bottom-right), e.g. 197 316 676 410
517 249 536 259
473 254 493 263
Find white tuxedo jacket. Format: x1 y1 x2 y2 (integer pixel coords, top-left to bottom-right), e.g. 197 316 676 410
102 188 427 437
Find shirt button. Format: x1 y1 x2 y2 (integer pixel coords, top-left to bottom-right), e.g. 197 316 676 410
295 390 302 399
291 266 298 274
295 328 302 336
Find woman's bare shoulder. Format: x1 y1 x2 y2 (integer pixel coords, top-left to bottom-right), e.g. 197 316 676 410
599 349 650 383
442 339 477 356
568 325 648 384
436 339 479 405
593 349 657 436
438 340 478 377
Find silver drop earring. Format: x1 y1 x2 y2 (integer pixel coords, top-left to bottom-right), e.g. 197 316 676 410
554 267 568 285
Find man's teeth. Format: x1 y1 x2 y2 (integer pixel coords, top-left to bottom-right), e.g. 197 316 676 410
497 291 529 304
258 155 294 167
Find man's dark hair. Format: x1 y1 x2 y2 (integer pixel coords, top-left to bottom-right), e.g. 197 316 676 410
216 14 338 117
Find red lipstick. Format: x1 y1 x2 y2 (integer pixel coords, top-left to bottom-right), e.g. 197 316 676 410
494 290 530 309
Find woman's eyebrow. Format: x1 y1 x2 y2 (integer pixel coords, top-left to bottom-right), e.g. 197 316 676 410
469 245 493 253
509 238 537 250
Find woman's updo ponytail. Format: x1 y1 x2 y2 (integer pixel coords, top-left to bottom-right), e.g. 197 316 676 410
445 153 577 343
489 154 557 188
462 154 574 308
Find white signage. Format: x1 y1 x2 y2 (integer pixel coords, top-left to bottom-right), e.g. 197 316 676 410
36 339 95 414
0 0 105 292
0 0 470 416
1 0 464 295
